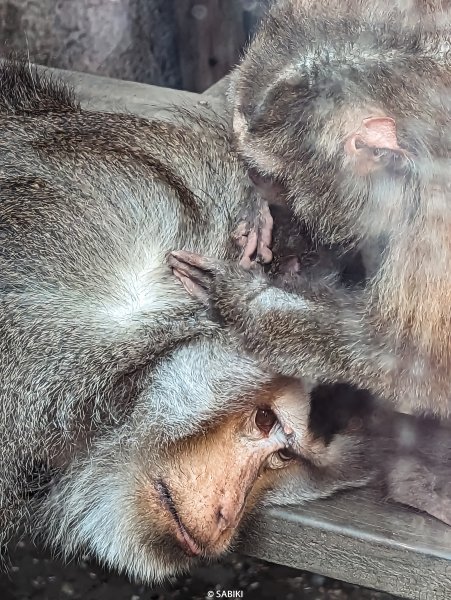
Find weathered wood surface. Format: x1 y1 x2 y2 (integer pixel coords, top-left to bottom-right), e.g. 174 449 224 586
204 74 231 100
29 66 451 600
40 65 225 120
239 487 451 600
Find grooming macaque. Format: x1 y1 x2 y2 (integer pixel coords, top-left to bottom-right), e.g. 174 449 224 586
0 61 375 582
171 0 451 417
168 0 451 524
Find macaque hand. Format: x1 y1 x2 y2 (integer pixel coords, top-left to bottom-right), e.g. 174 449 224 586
169 250 263 327
233 200 273 269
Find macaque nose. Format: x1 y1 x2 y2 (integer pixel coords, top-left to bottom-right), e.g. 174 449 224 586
212 504 242 540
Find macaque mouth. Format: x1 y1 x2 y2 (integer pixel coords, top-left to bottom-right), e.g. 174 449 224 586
247 167 267 186
154 479 203 558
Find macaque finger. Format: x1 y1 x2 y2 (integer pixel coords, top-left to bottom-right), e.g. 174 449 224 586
168 253 222 305
168 255 212 286
233 221 251 249
169 250 222 274
239 203 274 268
256 202 274 265
171 270 210 305
239 230 258 269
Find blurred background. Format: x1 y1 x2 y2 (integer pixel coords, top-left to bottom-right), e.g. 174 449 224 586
0 0 269 92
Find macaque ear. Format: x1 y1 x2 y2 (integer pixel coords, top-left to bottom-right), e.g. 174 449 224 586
345 116 407 174
346 116 401 153
243 76 307 134
360 117 401 150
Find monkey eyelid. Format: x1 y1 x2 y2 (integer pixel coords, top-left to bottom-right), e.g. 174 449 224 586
277 447 297 462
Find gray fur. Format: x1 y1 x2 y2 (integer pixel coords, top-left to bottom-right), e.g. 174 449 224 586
0 61 372 582
0 58 254 558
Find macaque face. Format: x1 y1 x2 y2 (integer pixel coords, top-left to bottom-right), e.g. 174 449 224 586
41 378 370 583
232 72 422 246
134 379 311 569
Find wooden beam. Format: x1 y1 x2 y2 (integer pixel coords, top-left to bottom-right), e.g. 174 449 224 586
203 74 231 99
42 66 224 120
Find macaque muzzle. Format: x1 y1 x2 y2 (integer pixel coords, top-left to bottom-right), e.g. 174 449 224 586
149 400 303 558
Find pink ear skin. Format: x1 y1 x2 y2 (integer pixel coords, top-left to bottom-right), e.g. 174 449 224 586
345 116 407 175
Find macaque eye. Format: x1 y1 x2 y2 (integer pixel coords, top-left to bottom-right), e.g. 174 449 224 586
255 407 277 434
277 448 295 462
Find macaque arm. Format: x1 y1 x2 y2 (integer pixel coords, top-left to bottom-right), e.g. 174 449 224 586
215 272 374 384
169 251 390 393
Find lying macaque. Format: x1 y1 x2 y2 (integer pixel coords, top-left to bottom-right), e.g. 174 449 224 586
0 59 374 582
38 370 375 580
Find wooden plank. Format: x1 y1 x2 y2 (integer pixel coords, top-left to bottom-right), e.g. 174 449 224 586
203 74 231 99
239 482 451 599
31 64 224 120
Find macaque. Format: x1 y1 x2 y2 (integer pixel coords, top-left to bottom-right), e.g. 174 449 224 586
168 0 451 523
170 0 451 417
0 60 373 582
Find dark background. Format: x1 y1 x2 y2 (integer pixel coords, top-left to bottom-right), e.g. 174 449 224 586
3 538 400 600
